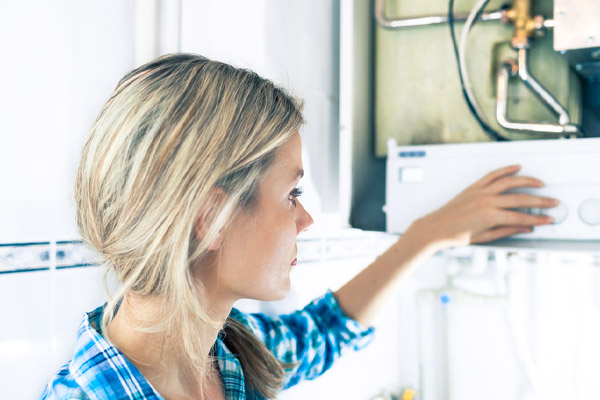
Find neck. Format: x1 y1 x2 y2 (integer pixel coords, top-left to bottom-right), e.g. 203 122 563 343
106 293 234 398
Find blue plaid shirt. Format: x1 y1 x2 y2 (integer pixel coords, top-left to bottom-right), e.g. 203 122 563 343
41 291 374 399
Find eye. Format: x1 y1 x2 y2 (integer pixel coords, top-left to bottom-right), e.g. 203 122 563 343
288 187 303 208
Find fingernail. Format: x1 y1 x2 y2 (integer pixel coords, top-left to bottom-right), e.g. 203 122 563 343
546 216 554 223
536 179 545 186
519 228 532 233
550 198 559 205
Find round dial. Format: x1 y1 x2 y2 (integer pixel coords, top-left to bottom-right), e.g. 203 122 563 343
579 199 600 226
541 202 568 224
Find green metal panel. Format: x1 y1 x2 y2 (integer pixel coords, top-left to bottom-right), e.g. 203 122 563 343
375 0 582 156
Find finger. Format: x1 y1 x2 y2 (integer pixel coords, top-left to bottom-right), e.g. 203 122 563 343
485 175 544 195
493 193 559 209
468 165 521 190
496 210 554 227
472 226 533 244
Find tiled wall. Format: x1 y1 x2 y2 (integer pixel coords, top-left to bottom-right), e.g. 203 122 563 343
0 1 136 398
0 265 106 399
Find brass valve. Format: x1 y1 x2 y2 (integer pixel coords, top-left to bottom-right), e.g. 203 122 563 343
506 0 539 48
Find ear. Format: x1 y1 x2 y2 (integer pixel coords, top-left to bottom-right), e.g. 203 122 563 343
193 189 226 251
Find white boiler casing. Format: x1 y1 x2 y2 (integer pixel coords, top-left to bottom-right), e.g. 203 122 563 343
385 138 600 240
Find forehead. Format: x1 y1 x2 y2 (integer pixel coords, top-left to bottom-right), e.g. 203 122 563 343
276 132 302 163
262 133 303 185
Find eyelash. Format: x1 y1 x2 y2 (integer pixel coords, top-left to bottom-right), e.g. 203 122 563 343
289 187 303 207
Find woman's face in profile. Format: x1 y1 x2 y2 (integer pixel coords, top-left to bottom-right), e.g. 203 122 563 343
208 132 313 303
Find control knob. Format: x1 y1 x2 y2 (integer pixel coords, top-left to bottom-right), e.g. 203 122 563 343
541 201 568 224
579 199 600 226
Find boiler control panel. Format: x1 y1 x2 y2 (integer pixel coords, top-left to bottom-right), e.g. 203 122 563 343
385 137 600 240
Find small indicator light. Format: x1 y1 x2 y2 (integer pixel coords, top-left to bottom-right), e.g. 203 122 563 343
440 293 451 305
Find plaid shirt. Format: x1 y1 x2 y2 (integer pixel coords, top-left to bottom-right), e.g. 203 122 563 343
40 291 374 399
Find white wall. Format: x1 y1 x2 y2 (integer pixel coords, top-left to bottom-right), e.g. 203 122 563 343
0 1 136 398
0 0 136 244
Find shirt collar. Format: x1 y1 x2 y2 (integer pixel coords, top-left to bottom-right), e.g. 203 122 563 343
69 304 250 400
69 304 162 399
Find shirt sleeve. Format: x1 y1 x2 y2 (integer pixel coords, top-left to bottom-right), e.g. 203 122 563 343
229 290 375 389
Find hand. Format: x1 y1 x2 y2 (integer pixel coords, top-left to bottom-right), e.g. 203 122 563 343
406 165 558 251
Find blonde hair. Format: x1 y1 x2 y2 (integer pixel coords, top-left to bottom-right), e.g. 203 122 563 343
75 53 304 398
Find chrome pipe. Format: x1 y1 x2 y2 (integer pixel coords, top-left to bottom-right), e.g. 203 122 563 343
496 61 579 135
496 61 516 128
517 48 571 125
374 0 503 29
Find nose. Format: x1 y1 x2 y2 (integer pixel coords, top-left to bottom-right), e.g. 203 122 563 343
295 200 314 234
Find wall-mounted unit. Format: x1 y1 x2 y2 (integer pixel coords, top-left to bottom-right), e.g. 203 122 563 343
386 137 600 243
374 0 600 156
376 0 600 244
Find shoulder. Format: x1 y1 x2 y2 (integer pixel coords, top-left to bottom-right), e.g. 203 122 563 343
40 363 88 399
41 304 161 400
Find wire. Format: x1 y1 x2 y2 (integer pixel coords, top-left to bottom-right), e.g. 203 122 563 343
460 0 493 127
448 0 509 141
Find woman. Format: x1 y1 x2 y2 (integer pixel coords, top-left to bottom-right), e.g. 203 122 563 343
41 54 556 399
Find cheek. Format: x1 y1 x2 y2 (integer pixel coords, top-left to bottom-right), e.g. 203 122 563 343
226 206 296 273
224 212 296 300
257 211 297 267
258 221 296 298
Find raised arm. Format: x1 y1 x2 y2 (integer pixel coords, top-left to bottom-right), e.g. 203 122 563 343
334 165 558 327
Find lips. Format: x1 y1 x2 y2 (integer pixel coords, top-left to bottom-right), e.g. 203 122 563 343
291 257 297 266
